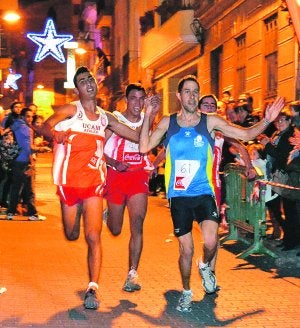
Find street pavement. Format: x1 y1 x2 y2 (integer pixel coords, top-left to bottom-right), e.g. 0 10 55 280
0 153 299 328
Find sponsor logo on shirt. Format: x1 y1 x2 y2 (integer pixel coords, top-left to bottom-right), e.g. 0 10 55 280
212 211 218 218
123 152 142 163
77 110 83 119
82 122 102 134
194 135 204 147
175 176 185 189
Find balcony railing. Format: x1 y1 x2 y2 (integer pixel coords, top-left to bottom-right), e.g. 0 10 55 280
155 0 194 25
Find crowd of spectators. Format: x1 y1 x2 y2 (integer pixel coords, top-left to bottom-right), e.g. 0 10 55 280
216 92 300 255
0 101 51 220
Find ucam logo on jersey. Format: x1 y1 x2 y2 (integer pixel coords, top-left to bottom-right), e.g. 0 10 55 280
82 123 102 134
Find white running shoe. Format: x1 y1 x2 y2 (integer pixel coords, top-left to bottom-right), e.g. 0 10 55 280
123 269 141 292
199 262 217 294
28 214 46 221
176 290 193 312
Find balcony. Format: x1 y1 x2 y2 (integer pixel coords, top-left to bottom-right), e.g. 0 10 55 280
141 9 198 70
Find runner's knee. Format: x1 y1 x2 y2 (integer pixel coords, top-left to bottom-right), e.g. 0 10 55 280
85 230 101 245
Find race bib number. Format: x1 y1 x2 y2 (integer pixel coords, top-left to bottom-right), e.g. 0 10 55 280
174 160 200 190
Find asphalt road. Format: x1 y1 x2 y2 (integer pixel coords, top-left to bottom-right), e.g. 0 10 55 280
0 153 299 327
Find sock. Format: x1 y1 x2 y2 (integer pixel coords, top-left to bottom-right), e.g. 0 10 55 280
87 282 98 291
200 261 209 269
129 266 137 276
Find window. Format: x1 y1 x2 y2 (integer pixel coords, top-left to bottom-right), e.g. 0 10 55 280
265 52 278 97
264 14 278 98
236 34 246 95
210 46 223 98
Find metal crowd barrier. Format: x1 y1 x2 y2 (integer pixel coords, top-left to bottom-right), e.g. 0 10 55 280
221 163 277 259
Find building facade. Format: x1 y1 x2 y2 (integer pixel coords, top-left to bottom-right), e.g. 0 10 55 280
108 0 300 115
1 0 298 117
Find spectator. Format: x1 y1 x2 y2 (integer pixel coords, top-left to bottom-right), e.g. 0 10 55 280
31 115 52 155
6 107 46 221
234 102 257 127
2 101 22 129
221 90 231 104
0 130 20 209
260 109 296 250
290 100 300 128
247 143 283 240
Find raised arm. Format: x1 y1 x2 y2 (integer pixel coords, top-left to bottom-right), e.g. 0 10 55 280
139 98 169 153
208 97 285 141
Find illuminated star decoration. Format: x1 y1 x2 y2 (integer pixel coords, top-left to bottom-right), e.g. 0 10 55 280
27 18 73 63
4 69 22 90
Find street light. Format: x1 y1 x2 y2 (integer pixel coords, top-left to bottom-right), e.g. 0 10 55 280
0 9 20 57
2 11 20 23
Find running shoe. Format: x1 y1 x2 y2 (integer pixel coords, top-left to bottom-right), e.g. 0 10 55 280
84 288 99 310
28 214 46 221
123 269 141 292
176 290 193 312
198 262 217 294
6 213 14 220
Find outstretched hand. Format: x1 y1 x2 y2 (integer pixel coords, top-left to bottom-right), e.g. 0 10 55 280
144 95 161 117
264 96 285 122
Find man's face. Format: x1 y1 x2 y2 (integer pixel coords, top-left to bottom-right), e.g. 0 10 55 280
29 104 37 115
75 72 97 98
126 89 146 116
12 103 22 114
178 80 199 114
24 111 33 124
236 106 248 122
200 97 217 113
274 115 291 131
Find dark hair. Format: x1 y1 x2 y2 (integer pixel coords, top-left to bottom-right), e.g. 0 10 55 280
278 108 292 121
10 101 22 111
73 66 90 88
235 104 249 113
33 114 44 125
20 107 33 117
125 83 146 98
291 104 300 113
177 75 199 93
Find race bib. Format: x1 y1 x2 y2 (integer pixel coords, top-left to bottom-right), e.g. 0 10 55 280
174 160 200 190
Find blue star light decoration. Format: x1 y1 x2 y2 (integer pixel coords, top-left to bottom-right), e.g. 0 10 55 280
4 70 22 90
27 18 73 63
